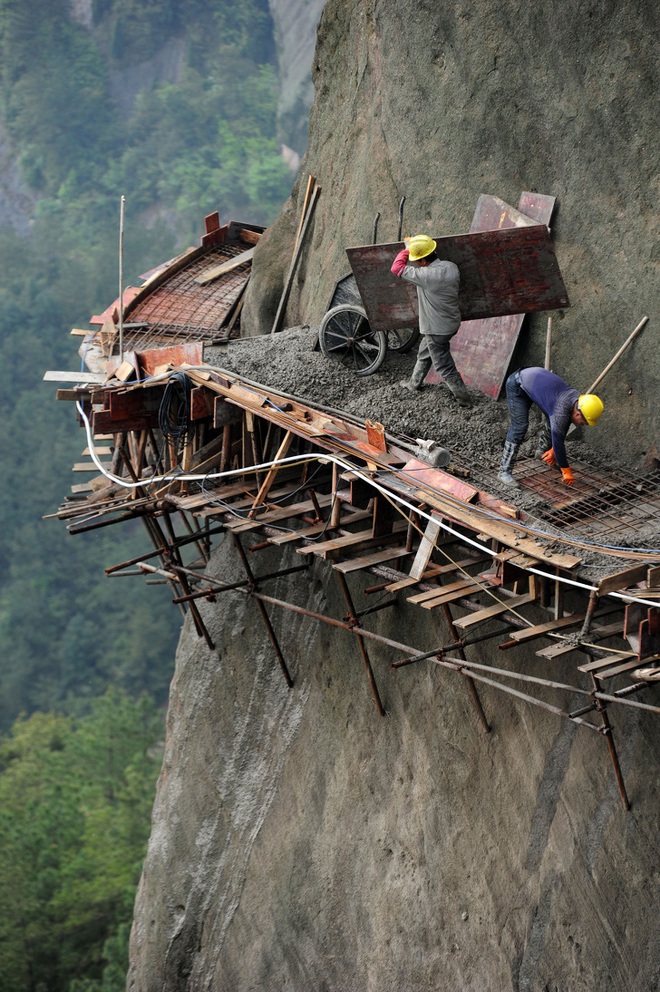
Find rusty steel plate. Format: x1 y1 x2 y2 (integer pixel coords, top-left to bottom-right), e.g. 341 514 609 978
427 192 557 397
346 223 569 337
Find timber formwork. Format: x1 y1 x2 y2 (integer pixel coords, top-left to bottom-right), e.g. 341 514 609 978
50 364 660 809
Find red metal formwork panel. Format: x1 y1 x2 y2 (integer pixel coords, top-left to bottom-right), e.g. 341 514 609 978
345 221 569 334
428 192 557 397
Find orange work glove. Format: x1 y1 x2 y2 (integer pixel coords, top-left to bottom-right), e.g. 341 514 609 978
541 448 556 467
560 467 575 486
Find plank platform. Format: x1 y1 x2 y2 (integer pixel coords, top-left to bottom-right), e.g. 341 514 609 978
452 592 535 630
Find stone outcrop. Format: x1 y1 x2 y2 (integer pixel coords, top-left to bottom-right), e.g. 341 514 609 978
129 3 660 989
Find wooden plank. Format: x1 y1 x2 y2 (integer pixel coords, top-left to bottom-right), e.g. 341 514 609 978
386 555 488 592
195 247 255 285
647 565 660 589
223 494 333 533
238 228 262 245
592 658 649 680
333 547 413 574
452 592 536 630
44 370 107 383
409 517 442 580
297 521 407 559
267 509 371 545
418 580 483 609
597 563 649 596
407 577 479 605
578 653 637 674
536 621 624 659
248 430 294 514
57 388 91 401
73 462 112 472
506 605 621 645
508 612 588 643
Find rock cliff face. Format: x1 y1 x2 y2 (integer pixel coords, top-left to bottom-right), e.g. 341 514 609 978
244 0 659 468
268 0 326 153
128 3 660 990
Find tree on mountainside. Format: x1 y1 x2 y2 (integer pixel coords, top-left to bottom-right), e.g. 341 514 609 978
0 691 162 991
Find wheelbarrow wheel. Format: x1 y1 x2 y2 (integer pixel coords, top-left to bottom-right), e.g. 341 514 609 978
319 304 387 377
386 326 420 353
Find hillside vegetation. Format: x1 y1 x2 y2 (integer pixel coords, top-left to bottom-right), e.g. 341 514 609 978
0 1 298 988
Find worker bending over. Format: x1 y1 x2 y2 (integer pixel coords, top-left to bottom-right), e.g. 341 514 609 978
391 235 472 407
499 366 603 488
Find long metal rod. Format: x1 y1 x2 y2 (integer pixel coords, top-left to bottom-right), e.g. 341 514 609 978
432 659 601 732
119 194 125 361
232 535 293 687
441 601 490 733
335 571 385 717
592 676 630 811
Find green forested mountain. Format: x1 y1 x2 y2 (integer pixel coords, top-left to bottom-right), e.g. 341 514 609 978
0 1 297 987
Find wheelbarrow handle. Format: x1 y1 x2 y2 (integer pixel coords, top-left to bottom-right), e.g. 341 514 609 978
397 196 406 241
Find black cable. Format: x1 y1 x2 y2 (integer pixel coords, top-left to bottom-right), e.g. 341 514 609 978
159 371 192 444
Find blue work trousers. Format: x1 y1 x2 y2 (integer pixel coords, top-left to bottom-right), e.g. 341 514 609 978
505 371 533 444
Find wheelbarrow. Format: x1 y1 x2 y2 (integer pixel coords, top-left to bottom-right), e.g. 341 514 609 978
318 198 420 377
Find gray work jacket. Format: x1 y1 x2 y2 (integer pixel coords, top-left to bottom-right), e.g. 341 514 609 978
399 258 461 337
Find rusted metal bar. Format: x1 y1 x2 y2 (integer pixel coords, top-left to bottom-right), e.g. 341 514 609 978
232 535 293 687
364 580 395 595
594 689 660 714
391 646 448 669
177 570 214 647
589 669 630 810
578 589 600 640
432 658 601 731
348 598 398 621
172 587 219 605
69 506 153 533
335 571 385 716
105 524 225 574
306 487 325 523
441 601 490 733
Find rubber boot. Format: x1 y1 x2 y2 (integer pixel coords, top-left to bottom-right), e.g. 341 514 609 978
498 440 520 487
401 357 432 392
446 375 473 408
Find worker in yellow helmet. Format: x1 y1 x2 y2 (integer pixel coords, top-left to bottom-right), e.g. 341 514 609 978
391 234 472 407
499 366 604 488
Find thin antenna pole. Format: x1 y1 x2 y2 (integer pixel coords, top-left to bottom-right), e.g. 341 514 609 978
119 195 125 361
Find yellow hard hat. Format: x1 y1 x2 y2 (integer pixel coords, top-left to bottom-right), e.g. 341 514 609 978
407 234 437 261
577 393 604 425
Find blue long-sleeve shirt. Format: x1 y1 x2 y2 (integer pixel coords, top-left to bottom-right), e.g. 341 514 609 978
518 367 579 468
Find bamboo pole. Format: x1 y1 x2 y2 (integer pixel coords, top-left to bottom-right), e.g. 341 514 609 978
587 315 649 393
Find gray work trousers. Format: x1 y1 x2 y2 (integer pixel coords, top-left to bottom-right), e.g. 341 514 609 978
417 333 460 382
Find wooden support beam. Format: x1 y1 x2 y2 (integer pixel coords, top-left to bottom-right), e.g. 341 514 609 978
333 547 413 574
452 591 536 630
248 430 293 516
409 517 442 580
195 247 255 285
297 521 407 560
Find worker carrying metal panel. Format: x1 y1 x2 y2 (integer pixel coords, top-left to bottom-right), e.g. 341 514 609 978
391 235 472 407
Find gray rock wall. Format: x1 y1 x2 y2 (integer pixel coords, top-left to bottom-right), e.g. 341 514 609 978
244 0 659 468
128 3 660 988
128 539 660 991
